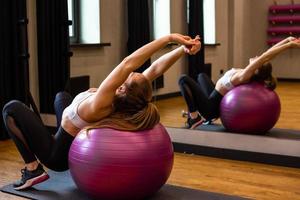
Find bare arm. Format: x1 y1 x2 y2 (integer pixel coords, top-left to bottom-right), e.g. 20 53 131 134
78 34 196 121
143 36 201 82
231 38 300 85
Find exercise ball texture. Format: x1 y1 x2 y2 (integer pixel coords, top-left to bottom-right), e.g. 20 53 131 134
220 82 281 134
69 123 174 200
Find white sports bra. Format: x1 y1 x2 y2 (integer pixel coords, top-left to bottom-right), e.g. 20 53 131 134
63 91 95 129
217 68 239 90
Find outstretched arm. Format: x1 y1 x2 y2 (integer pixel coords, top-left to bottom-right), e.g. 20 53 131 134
143 36 201 81
78 34 196 121
231 38 300 85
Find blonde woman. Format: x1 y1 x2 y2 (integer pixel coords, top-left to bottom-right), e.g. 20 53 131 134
2 33 201 190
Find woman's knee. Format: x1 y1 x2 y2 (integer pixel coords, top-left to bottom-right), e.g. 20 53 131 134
54 91 73 111
178 74 190 85
55 91 72 102
2 100 24 117
197 73 209 82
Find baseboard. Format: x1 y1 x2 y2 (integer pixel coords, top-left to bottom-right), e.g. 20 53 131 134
278 78 300 82
152 92 181 101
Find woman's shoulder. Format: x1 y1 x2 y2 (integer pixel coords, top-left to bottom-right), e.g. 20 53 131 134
226 68 243 75
77 89 96 95
87 88 98 92
223 68 237 75
230 67 242 71
73 89 96 101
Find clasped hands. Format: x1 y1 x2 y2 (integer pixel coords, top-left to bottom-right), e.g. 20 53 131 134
169 33 202 55
288 36 300 48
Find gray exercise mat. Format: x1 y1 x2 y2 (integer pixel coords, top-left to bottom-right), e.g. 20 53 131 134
1 170 249 200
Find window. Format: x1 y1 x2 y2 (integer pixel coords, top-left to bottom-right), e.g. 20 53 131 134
67 0 100 44
203 0 216 45
68 0 74 37
152 0 171 40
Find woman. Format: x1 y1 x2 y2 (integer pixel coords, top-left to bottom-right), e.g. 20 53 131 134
179 36 300 129
2 33 201 190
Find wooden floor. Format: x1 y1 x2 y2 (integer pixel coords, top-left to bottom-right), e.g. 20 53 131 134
1 81 300 200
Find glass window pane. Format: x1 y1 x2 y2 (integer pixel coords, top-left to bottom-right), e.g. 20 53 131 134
68 0 74 37
153 0 170 39
80 0 100 43
203 0 216 44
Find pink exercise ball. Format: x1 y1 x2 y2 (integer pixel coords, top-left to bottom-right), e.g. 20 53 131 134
68 123 174 200
220 82 281 134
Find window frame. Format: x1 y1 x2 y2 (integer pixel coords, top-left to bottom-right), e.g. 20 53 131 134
68 0 79 44
150 0 171 40
68 0 102 46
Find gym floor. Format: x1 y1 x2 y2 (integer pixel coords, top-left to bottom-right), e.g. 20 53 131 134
1 81 300 200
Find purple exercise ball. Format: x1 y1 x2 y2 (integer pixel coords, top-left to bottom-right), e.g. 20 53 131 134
220 82 281 134
68 123 174 200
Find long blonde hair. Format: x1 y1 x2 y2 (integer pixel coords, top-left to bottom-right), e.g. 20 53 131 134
87 73 160 131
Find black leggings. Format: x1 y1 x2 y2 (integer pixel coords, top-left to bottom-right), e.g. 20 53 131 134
2 92 74 172
178 73 223 120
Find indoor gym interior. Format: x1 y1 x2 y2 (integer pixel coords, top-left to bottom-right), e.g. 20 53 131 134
1 0 300 200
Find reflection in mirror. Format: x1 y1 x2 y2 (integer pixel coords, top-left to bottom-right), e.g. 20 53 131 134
158 81 300 132
68 0 100 45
